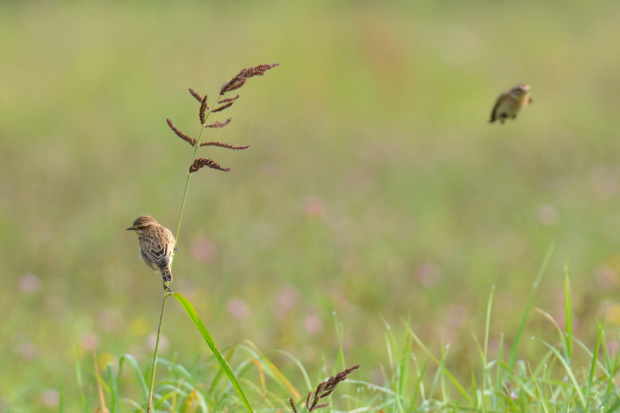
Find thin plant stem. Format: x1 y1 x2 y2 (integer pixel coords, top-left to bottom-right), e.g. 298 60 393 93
174 104 215 246
146 292 171 413
146 97 217 412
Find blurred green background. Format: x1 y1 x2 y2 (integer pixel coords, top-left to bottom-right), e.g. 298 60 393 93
3 0 620 410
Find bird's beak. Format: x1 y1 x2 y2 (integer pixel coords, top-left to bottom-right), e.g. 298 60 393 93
126 226 135 231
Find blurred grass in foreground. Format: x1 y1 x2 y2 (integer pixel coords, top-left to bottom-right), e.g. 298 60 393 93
85 273 620 412
1 0 620 410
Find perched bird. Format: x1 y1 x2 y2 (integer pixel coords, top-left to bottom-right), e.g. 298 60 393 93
489 84 533 124
127 215 176 291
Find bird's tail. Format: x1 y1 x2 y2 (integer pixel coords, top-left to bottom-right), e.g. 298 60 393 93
160 266 173 284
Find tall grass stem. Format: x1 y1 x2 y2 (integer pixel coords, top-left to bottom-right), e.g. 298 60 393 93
146 292 170 412
507 241 554 371
174 124 207 245
147 96 217 412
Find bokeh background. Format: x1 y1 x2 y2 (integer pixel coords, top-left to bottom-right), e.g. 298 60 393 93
2 0 620 410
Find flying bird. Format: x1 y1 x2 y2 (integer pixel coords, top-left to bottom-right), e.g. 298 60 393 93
489 84 533 124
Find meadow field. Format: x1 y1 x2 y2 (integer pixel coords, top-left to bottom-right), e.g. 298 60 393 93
2 1 620 411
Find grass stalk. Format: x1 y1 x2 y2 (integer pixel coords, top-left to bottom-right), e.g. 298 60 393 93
174 120 209 245
585 313 605 411
146 94 217 412
404 322 472 403
137 66 276 412
538 338 586 408
507 241 555 371
564 264 573 361
146 292 171 413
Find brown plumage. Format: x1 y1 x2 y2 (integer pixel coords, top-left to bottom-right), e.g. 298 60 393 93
127 215 176 291
489 84 533 124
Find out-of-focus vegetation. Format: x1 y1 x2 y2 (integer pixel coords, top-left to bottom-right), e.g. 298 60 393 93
2 1 620 410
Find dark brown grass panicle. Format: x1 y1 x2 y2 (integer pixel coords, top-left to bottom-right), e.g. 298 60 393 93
211 102 234 113
166 118 196 147
199 141 249 150
199 95 209 124
204 118 232 129
217 94 240 104
189 88 203 102
220 78 246 95
239 63 280 79
189 158 230 174
220 63 279 95
289 364 360 412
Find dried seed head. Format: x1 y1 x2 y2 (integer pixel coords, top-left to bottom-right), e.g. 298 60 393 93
199 95 209 124
166 118 196 147
241 63 280 78
304 364 360 411
200 141 249 150
320 364 360 397
289 398 298 413
204 117 232 129
220 63 279 95
220 78 246 95
217 94 240 104
189 88 203 102
212 102 234 113
189 158 230 174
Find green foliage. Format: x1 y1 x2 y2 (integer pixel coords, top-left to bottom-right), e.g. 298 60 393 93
171 292 253 412
78 273 620 411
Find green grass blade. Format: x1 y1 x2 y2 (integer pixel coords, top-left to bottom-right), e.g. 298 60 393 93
207 344 237 397
118 354 149 403
564 264 573 361
496 332 504 401
404 323 472 402
409 357 427 411
470 368 478 411
439 344 450 402
108 363 119 413
537 338 585 408
171 292 253 412
263 348 312 390
528 364 550 413
234 342 304 400
75 348 87 411
395 331 411 413
484 285 495 369
508 241 554 371
481 284 495 409
605 398 620 413
535 308 567 353
585 317 605 412
57 386 64 413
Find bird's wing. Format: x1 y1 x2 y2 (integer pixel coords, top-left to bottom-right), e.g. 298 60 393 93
489 93 505 123
141 233 172 268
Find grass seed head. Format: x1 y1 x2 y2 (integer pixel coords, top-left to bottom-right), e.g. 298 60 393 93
199 95 209 124
217 94 240 104
220 63 279 95
199 141 249 150
212 101 234 113
204 117 232 129
166 118 196 147
288 364 360 412
189 87 203 102
189 158 230 173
